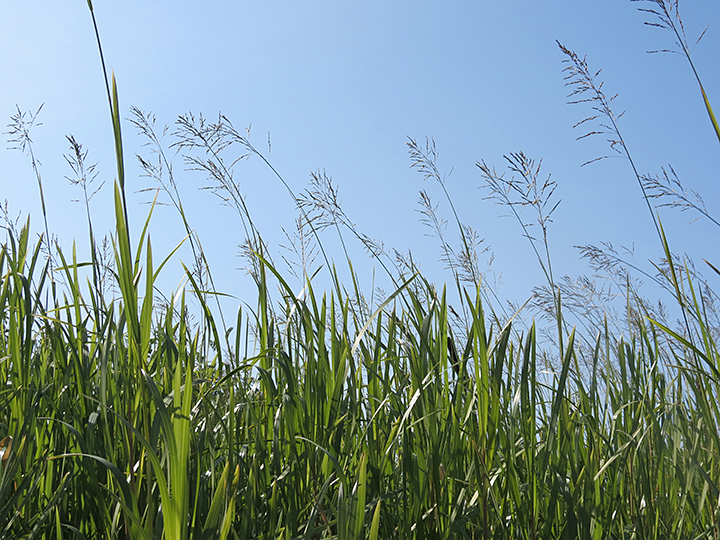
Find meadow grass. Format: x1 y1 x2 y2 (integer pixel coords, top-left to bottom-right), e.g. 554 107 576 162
1 1 719 538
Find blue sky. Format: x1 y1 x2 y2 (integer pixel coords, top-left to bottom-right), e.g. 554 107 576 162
1 1 718 323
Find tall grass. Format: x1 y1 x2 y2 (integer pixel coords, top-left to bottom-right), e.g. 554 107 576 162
0 0 719 538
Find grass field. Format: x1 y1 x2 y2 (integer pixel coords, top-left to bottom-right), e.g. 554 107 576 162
1 1 719 538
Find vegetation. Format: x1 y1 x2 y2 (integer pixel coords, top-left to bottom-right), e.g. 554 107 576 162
1 1 718 538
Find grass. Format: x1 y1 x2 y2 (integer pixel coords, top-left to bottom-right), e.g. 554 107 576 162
1 0 719 538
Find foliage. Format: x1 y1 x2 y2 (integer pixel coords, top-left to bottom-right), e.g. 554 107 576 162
0 1 718 538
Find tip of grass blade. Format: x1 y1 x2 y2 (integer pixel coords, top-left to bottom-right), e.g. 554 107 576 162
704 258 720 278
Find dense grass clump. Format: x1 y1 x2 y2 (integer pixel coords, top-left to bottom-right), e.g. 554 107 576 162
1 1 719 539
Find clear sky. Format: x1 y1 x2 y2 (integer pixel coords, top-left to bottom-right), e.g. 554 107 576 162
1 1 718 326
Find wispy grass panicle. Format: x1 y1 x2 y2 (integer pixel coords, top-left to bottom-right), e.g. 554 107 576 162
65 135 103 208
0 201 23 240
478 152 563 348
298 169 399 307
300 169 389 264
6 105 56 280
64 134 106 307
172 112 265 259
557 42 662 240
408 137 485 288
633 0 720 143
480 152 559 281
279 213 321 284
641 165 720 228
408 136 501 334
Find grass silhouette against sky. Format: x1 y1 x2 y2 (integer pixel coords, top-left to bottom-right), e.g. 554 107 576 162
1 3 720 537
1 0 718 311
